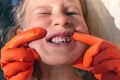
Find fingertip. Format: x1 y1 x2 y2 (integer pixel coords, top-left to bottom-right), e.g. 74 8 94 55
72 32 103 45
31 27 47 39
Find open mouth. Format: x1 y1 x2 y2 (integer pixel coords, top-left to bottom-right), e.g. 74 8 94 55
46 32 73 45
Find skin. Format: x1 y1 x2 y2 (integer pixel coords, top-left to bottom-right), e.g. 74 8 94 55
19 0 89 80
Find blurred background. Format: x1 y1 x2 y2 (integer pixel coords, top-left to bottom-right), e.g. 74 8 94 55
0 0 18 48
0 0 19 79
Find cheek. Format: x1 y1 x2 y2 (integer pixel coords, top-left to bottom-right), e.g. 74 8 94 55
71 17 89 33
28 39 44 55
25 16 51 29
70 43 88 63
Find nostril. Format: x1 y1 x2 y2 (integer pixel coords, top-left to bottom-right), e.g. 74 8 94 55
65 22 69 25
64 22 73 28
55 22 70 26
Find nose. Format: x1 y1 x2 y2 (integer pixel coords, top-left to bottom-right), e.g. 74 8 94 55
52 13 72 27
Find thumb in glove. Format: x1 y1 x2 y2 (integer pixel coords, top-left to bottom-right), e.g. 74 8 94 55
72 32 120 80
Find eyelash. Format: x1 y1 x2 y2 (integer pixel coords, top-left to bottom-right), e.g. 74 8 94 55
39 13 51 14
65 12 78 16
37 11 78 16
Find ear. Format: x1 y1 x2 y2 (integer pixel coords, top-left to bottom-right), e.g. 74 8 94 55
16 28 23 34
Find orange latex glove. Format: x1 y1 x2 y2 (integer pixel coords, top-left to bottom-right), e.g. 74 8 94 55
1 27 46 80
72 32 120 80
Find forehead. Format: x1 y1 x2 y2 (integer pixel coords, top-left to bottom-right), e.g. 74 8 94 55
27 0 80 4
26 0 81 9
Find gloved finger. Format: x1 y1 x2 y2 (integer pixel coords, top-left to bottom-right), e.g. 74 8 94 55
2 27 46 53
72 57 93 71
102 72 120 80
72 32 103 67
94 74 102 80
3 61 34 77
8 66 33 80
1 48 34 65
94 60 120 77
94 48 120 66
84 41 117 67
26 48 40 60
72 32 103 46
82 42 102 67
72 32 116 48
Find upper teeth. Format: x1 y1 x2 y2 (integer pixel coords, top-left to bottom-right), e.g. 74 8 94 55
51 37 72 44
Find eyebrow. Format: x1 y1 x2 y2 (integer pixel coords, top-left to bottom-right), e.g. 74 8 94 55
65 4 82 13
66 5 80 10
32 6 52 12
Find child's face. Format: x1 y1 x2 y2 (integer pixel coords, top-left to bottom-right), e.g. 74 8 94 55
23 0 89 65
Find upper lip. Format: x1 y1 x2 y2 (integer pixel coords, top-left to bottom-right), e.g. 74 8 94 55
46 32 74 42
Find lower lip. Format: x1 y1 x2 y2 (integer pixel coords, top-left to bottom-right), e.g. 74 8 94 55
46 40 75 47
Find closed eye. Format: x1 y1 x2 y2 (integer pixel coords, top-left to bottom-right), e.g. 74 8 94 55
65 12 78 16
39 12 51 15
37 12 51 17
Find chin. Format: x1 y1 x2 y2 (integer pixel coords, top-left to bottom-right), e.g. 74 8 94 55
41 57 73 66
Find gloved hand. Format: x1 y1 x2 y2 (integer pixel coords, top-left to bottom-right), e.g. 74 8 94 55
1 27 46 80
72 32 120 80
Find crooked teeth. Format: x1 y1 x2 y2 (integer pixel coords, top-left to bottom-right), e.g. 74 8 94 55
51 37 72 44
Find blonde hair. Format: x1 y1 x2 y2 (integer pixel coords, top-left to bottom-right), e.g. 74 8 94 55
13 0 28 29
